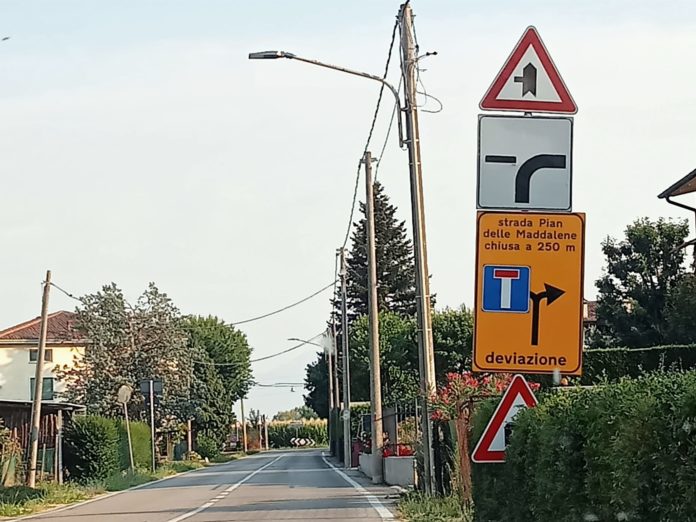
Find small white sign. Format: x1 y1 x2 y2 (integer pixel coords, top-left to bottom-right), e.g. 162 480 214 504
477 115 573 211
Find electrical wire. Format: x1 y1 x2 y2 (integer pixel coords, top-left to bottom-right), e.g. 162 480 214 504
230 280 336 326
51 277 335 328
340 18 401 250
50 282 86 304
193 330 325 365
374 77 403 183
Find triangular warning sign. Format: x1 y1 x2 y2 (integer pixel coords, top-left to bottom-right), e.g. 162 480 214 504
480 26 577 114
471 375 538 463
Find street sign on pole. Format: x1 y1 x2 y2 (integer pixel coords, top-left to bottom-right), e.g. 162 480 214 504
477 115 573 211
473 211 585 375
480 26 577 114
472 375 538 463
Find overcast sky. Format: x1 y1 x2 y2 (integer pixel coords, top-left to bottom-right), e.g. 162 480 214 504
1 0 695 418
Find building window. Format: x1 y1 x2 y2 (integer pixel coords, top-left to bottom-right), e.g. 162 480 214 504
29 378 54 401
29 349 53 363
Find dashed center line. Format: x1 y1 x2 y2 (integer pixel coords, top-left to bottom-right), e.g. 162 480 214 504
165 455 285 522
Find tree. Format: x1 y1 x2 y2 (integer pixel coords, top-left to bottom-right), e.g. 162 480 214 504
182 316 253 443
665 273 696 344
432 307 474 378
273 406 319 421
304 355 330 418
57 283 194 422
304 308 474 412
592 218 690 348
344 181 418 320
349 312 419 406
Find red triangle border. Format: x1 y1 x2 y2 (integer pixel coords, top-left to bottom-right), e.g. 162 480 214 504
471 375 538 463
480 26 577 114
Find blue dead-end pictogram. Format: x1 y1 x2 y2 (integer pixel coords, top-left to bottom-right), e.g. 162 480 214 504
482 265 530 313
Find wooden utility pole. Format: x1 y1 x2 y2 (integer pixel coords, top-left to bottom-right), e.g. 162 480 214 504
364 151 384 483
240 397 248 453
400 2 437 494
27 270 51 488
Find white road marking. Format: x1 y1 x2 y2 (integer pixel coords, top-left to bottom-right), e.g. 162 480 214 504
321 452 395 520
166 455 284 522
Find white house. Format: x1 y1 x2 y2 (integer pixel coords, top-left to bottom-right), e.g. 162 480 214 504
0 311 85 402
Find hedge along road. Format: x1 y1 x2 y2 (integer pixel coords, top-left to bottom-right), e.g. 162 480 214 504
13 449 397 522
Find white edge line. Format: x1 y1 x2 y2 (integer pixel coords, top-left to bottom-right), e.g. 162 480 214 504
166 454 284 522
9 464 206 522
10 453 258 521
321 452 394 521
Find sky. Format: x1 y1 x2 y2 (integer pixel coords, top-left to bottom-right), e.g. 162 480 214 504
1 0 696 419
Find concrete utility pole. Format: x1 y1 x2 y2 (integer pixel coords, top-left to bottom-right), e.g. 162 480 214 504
400 1 437 494
326 329 335 454
364 151 384 483
263 415 270 450
27 270 51 488
339 248 352 468
240 397 248 453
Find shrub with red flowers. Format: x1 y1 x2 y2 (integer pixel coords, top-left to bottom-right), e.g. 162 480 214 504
430 372 540 422
428 371 541 505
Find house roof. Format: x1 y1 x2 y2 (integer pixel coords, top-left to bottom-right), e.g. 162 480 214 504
0 311 85 343
658 168 696 199
583 300 597 323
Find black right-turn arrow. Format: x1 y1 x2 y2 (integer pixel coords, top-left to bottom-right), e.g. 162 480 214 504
529 283 565 346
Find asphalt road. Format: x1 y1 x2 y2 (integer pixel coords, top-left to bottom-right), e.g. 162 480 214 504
18 450 397 522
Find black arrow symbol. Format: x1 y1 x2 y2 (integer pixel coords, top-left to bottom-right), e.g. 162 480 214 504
515 154 566 204
514 63 537 96
529 283 565 346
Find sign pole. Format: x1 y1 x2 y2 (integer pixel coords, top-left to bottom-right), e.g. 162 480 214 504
149 379 156 472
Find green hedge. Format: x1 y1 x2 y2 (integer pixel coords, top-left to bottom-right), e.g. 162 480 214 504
116 420 152 470
267 420 328 448
64 416 120 482
195 435 220 459
472 371 696 521
65 416 153 482
582 344 696 383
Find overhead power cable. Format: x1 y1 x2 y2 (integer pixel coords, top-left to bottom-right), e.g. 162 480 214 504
51 277 335 328
193 331 325 366
340 18 401 249
374 77 403 183
50 282 86 304
230 280 336 326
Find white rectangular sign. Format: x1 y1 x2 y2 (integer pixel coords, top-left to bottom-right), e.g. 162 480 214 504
477 115 573 211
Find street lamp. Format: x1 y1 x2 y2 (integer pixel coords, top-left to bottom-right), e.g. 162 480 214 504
248 51 404 147
250 10 438 489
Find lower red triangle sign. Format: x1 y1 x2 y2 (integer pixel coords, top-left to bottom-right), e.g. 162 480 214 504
471 374 538 463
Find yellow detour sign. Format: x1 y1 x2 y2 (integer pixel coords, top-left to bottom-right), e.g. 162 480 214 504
474 211 585 375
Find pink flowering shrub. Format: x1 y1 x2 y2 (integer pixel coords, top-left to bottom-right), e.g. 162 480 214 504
430 372 540 421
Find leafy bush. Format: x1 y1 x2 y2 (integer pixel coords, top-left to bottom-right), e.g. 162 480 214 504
116 420 151 470
267 420 328 448
471 371 696 521
63 416 120 482
195 435 220 459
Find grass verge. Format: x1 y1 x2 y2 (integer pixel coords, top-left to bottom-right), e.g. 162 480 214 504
398 492 473 522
